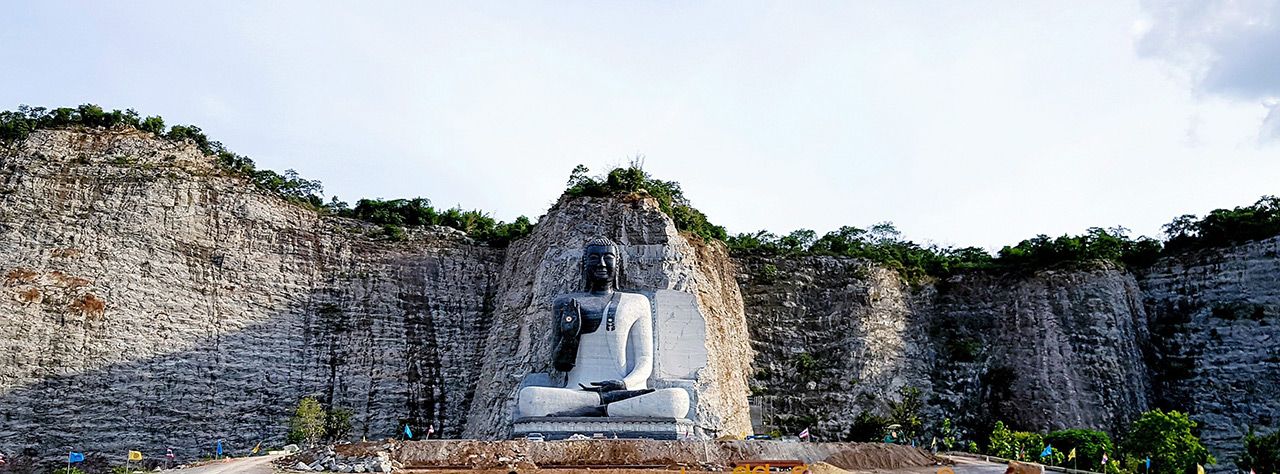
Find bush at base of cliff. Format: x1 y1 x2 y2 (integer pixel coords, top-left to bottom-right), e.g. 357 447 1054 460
1239 428 1280 474
287 397 327 447
1045 429 1114 472
847 411 890 442
987 421 1046 462
1120 409 1215 474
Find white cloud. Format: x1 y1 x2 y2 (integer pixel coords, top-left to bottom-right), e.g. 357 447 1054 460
1137 0 1280 141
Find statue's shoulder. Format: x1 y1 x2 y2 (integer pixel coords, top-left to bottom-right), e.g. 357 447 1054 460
616 291 652 309
552 292 588 308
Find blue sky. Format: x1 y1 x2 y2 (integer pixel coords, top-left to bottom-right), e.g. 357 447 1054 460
2 1 1277 249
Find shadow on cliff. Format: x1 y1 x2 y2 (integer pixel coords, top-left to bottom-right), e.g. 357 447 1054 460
0 284 490 471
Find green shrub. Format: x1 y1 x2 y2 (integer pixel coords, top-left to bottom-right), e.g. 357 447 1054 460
988 421 1046 462
1045 428 1114 471
1238 428 1280 474
847 411 890 442
1120 409 1214 474
52 468 87 474
287 396 326 447
564 162 726 242
887 386 924 443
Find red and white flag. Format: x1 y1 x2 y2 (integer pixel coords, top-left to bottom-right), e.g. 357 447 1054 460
799 428 810 440
426 424 435 439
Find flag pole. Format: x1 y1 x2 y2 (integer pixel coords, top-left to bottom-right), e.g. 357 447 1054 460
66 451 71 473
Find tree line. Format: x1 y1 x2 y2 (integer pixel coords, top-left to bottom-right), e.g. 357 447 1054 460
728 195 1280 280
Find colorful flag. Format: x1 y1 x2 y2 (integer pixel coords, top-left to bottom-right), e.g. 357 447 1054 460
166 448 174 460
1068 448 1076 461
427 424 435 439
252 441 261 454
1196 464 1205 474
216 440 223 457
68 452 85 463
404 424 413 439
799 428 810 440
1102 453 1108 465
128 451 142 461
1145 458 1151 470
1040 445 1053 458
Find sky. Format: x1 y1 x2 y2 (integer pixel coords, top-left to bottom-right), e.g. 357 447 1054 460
2 1 1277 250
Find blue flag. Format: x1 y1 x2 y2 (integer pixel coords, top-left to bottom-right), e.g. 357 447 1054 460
404 424 413 439
216 439 223 456
1146 458 1151 469
1040 445 1053 458
68 452 85 463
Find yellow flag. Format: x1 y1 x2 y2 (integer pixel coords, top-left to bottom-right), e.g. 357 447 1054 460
1197 464 1205 474
1068 448 1076 461
128 451 143 461
252 441 262 454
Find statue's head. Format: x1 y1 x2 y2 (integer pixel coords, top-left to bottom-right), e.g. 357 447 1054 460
581 236 621 291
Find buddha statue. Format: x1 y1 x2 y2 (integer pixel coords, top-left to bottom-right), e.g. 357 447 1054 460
515 236 691 418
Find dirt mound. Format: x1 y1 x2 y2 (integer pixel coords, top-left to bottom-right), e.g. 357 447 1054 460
824 443 939 470
806 462 853 474
378 439 943 471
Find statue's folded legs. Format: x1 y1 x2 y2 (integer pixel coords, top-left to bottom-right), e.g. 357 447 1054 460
517 386 690 418
515 236 692 420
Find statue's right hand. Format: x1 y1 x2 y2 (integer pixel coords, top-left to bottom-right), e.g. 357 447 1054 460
578 380 626 392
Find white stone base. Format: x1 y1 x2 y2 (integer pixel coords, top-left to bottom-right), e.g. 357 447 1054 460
511 417 705 440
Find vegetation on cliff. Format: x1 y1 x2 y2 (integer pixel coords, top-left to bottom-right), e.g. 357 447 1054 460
0 104 533 246
563 162 727 242
729 196 1279 280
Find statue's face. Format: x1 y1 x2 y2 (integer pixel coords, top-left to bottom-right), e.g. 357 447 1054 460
583 245 618 285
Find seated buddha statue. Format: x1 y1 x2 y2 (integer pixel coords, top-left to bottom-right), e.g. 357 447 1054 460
515 236 690 418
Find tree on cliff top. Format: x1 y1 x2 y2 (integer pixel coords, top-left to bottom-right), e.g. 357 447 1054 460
564 161 727 242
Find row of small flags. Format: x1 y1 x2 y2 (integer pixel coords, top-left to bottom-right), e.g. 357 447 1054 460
1035 445 1218 474
65 424 437 464
66 441 262 464
403 423 435 439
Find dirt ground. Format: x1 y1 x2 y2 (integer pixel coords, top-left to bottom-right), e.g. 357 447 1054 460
290 439 947 472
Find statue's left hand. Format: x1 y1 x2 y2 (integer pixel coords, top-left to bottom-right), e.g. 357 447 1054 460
578 380 626 392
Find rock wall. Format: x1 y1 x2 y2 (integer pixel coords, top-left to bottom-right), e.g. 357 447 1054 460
463 195 753 438
925 263 1153 436
739 257 1151 440
3 127 1278 471
0 129 502 464
740 246 1279 469
1138 236 1280 467
737 256 932 437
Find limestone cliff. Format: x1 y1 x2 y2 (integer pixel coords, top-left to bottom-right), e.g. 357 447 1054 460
0 129 501 462
2 127 1278 471
463 195 753 438
1138 236 1280 466
740 246 1277 469
739 257 1151 437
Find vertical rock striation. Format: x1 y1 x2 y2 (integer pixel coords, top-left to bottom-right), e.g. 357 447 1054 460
1138 236 1280 466
0 129 501 463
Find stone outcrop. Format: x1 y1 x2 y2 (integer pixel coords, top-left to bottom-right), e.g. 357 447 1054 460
1138 236 1280 466
0 129 502 463
740 246 1278 469
463 194 753 438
